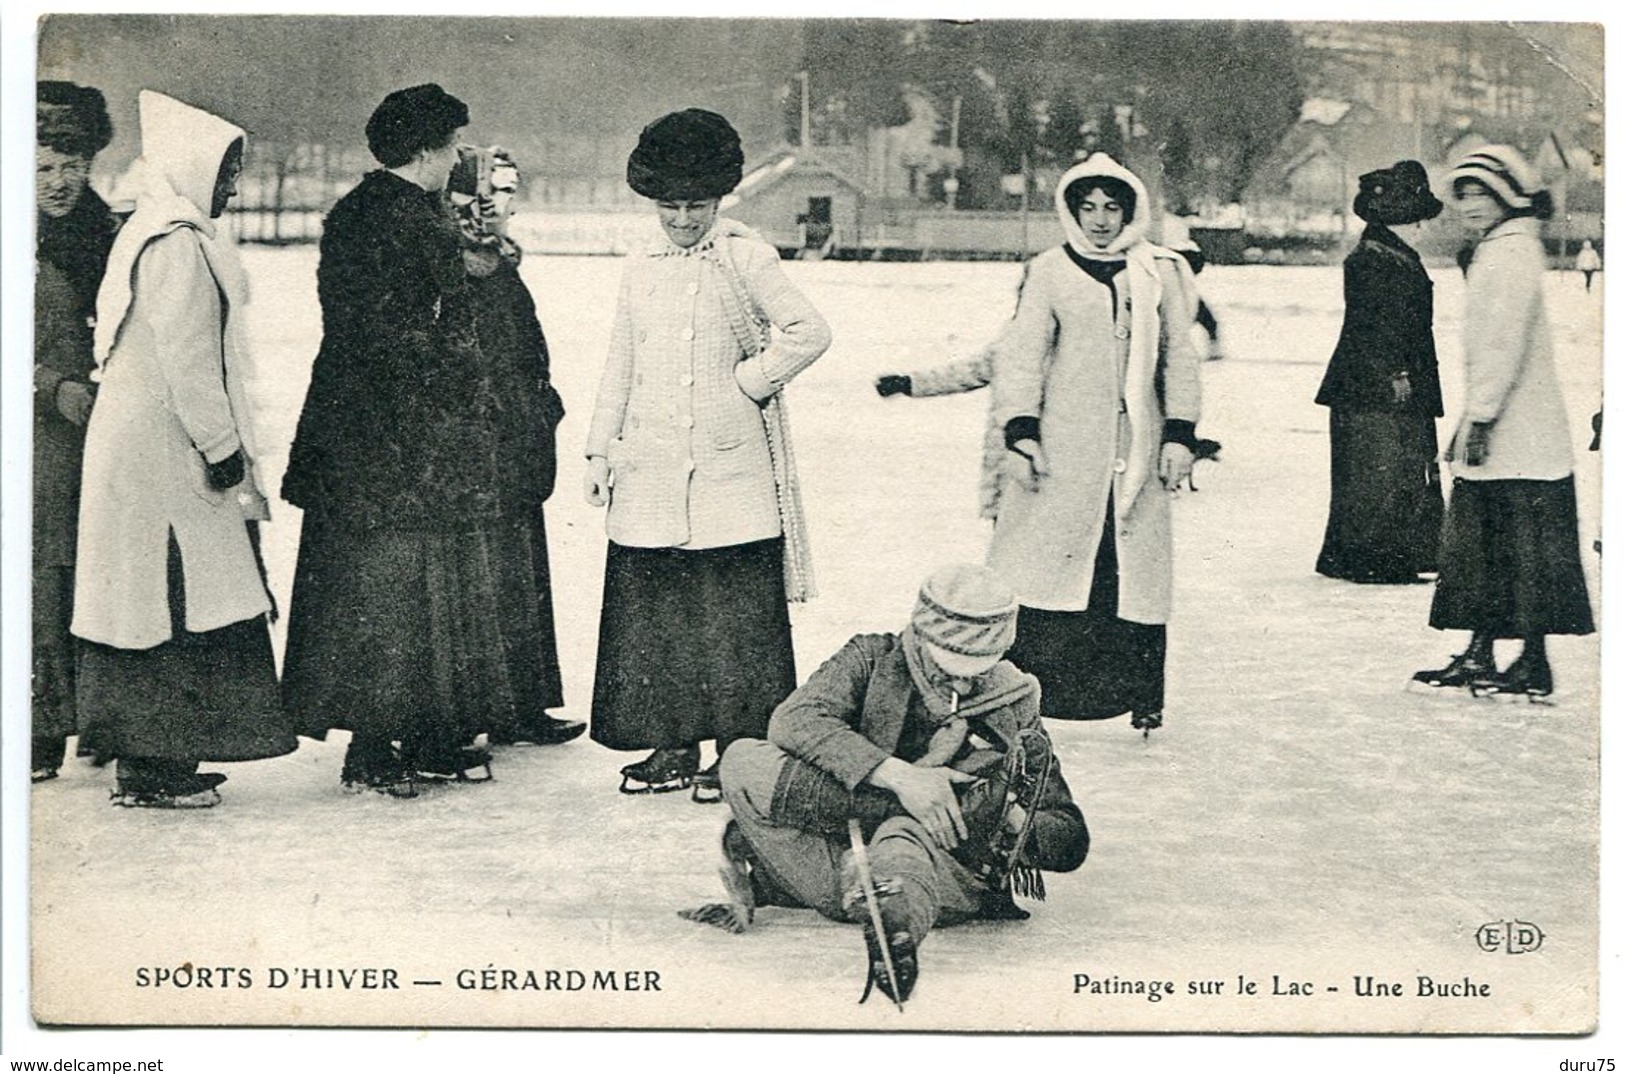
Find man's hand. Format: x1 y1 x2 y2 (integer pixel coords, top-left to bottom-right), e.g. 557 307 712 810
868 757 977 849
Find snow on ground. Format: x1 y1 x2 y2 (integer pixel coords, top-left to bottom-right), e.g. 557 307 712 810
30 251 1602 1032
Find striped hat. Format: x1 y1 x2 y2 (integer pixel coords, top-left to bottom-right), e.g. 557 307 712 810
1449 145 1543 210
912 564 1019 657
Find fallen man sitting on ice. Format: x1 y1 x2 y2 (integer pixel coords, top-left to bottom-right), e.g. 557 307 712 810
681 563 1090 1008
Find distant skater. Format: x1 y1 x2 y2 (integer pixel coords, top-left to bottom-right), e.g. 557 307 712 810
1575 239 1600 292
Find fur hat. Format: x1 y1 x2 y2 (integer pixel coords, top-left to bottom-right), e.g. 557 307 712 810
38 81 112 157
1449 145 1544 212
1353 160 1443 226
911 564 1020 658
626 109 743 201
365 83 469 168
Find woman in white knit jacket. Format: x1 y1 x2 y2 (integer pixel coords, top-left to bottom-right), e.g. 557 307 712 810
584 110 831 798
1413 145 1594 699
986 153 1203 738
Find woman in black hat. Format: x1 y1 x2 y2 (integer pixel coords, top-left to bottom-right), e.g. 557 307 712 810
1313 160 1446 584
282 84 512 796
33 81 121 782
583 109 831 799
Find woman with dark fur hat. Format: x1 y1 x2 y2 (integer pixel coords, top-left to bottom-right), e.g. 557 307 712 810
584 109 831 799
1412 145 1593 700
283 84 514 796
33 80 121 782
1314 159 1446 584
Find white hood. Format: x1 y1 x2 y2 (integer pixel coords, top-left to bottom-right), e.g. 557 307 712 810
136 90 245 217
1054 153 1150 258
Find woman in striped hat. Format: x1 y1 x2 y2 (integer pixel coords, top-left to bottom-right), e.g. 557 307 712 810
1411 145 1594 700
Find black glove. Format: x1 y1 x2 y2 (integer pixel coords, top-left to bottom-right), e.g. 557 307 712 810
875 374 912 397
1464 421 1493 467
206 449 245 491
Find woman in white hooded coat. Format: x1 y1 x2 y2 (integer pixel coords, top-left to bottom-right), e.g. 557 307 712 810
73 91 294 807
987 154 1203 737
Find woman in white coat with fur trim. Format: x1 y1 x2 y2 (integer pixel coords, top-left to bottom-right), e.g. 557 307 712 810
988 153 1203 738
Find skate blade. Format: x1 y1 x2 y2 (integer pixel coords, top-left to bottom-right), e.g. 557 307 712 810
342 778 421 799
1407 679 1476 697
618 775 692 795
110 788 221 809
1483 689 1556 706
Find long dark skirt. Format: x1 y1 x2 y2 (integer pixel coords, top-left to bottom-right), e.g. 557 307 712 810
486 510 566 735
1004 505 1166 721
1316 407 1443 583
32 565 78 762
591 538 796 753
281 513 514 755
1430 476 1595 637
77 530 293 763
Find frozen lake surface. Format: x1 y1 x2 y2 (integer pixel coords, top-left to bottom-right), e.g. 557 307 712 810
30 249 1603 1036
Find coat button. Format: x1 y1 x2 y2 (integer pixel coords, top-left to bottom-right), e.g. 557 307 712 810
1113 458 1127 473
684 458 695 473
681 327 695 341
1114 325 1130 340
681 415 694 429
638 329 649 342
679 373 694 387
687 282 700 296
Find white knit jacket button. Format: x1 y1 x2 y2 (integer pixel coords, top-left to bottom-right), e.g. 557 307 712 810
1112 458 1127 473
681 327 695 341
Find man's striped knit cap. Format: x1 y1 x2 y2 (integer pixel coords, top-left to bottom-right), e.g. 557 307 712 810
911 564 1019 658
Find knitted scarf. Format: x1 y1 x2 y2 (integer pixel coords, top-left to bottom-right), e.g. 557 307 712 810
703 219 816 603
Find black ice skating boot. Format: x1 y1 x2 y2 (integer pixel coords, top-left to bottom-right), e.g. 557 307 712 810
1129 710 1164 740
690 759 724 804
1410 647 1496 693
341 738 419 799
415 744 494 784
112 769 227 809
846 879 919 1009
489 713 586 747
619 745 699 795
1475 649 1554 703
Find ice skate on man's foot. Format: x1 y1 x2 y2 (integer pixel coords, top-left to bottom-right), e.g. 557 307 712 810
679 820 760 934
845 869 918 1009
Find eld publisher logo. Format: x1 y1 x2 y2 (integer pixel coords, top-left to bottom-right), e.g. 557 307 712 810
1476 920 1544 955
